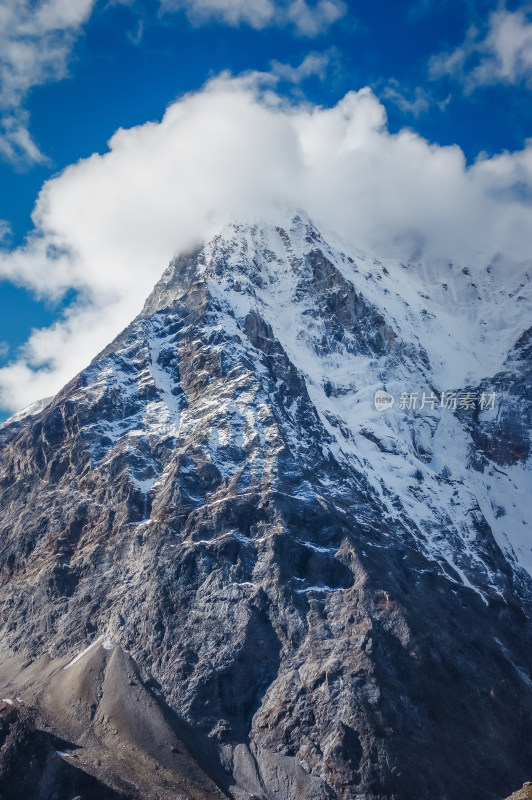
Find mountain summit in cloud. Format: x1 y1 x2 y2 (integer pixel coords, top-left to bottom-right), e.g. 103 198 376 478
0 215 531 799
3 75 532 417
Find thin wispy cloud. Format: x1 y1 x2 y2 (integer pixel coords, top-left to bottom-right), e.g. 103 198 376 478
381 79 451 117
430 7 532 92
270 51 333 82
0 0 96 166
127 18 145 45
0 220 12 245
158 0 347 36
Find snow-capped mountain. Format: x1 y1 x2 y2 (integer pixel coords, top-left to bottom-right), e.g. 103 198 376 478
0 215 531 800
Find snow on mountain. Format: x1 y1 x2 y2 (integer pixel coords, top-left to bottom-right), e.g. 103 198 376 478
1 395 53 426
139 214 532 591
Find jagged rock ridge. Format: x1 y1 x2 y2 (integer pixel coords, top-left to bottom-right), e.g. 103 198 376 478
0 216 531 800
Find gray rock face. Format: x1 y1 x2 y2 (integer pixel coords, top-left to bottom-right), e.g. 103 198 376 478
0 700 126 800
0 216 531 800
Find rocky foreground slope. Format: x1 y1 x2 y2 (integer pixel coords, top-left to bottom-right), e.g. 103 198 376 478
0 216 531 799
505 785 532 800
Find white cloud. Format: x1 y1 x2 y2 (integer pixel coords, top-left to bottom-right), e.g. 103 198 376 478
0 0 346 165
127 18 145 45
0 220 12 244
158 0 347 36
2 73 532 411
270 51 332 82
430 8 532 91
0 0 96 165
381 79 451 117
284 0 346 36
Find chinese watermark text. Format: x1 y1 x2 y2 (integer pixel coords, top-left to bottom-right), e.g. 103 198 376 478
374 390 497 413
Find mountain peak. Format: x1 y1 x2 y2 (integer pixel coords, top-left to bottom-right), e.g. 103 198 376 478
0 215 531 800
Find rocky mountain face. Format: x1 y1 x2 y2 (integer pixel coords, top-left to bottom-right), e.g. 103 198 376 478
505 785 532 800
0 216 531 800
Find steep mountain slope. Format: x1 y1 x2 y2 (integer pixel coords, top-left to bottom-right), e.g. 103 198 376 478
0 216 531 800
505 784 532 800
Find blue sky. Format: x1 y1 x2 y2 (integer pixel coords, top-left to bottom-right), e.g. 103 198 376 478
1 0 532 417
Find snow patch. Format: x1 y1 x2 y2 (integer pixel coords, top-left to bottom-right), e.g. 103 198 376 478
63 635 105 669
